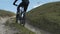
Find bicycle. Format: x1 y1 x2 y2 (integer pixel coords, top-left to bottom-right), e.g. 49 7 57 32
13 0 29 26
16 6 26 26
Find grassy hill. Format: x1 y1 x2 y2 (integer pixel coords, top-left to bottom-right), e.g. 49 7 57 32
0 10 15 17
26 2 60 34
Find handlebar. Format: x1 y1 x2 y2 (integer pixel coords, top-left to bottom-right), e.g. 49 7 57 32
14 4 18 6
13 3 18 6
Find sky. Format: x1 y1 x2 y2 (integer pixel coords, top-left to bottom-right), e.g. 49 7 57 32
0 0 60 13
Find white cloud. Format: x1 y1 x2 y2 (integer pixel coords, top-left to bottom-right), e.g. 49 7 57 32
33 5 40 8
33 2 46 8
33 3 43 8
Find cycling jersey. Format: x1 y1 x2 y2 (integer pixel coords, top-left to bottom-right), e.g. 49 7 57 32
22 0 29 3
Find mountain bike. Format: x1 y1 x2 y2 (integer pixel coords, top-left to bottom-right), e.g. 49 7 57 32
16 6 25 26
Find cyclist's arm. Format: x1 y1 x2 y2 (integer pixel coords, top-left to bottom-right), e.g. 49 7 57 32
13 0 18 6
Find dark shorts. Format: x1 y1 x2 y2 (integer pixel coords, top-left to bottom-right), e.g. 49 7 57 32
18 2 29 7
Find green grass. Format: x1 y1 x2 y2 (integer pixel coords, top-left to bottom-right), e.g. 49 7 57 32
11 23 35 34
0 10 15 17
5 18 35 34
26 2 60 34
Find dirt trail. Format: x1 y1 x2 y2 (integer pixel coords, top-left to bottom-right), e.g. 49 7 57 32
0 17 20 34
0 17 8 34
0 16 52 34
25 21 52 34
8 16 52 34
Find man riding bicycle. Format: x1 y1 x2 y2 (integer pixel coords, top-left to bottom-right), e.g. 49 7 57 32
13 0 30 26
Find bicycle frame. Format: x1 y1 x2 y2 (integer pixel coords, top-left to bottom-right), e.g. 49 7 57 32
16 6 25 26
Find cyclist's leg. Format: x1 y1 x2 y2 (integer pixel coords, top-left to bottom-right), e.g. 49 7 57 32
17 3 24 24
16 6 20 23
22 3 29 26
16 13 19 23
16 3 22 23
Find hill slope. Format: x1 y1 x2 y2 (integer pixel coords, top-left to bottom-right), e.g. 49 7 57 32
26 2 60 34
0 10 15 17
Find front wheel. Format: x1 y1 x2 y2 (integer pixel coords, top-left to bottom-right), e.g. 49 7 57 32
20 8 26 26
